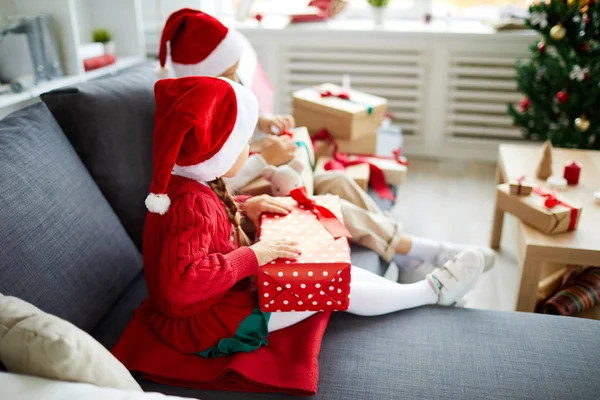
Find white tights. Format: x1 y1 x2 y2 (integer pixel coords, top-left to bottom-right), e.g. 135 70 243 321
267 265 438 332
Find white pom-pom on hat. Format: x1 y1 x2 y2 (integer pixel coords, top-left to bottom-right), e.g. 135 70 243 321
145 193 171 215
155 65 169 78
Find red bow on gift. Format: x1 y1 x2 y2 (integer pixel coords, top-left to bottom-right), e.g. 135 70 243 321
290 186 352 239
311 129 405 200
533 187 579 231
320 89 350 100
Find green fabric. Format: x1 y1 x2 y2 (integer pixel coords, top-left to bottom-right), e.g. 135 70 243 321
197 308 271 358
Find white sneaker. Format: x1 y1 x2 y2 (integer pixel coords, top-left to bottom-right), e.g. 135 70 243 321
434 242 496 272
427 248 484 306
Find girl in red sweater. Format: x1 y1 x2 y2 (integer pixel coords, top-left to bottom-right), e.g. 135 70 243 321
144 76 485 357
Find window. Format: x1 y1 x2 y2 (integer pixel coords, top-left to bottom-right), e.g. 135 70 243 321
141 0 531 26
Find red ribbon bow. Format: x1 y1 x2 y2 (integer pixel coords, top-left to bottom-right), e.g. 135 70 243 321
516 175 526 194
532 187 579 231
312 129 406 200
320 89 350 100
290 186 352 239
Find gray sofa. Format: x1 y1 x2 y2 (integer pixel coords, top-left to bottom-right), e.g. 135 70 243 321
1 67 599 399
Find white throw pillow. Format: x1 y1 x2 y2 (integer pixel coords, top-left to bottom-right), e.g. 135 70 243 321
0 295 141 391
0 373 194 400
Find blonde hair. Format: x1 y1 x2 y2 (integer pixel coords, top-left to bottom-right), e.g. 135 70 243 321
208 177 252 247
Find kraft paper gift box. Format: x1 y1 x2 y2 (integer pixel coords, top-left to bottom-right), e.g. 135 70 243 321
351 156 408 185
313 133 379 159
257 194 351 312
241 127 315 196
508 176 534 196
314 156 370 190
496 184 582 234
292 83 387 141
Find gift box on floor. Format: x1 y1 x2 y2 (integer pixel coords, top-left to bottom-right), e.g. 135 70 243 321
293 83 387 141
496 184 582 234
314 156 370 190
258 191 352 312
241 127 315 196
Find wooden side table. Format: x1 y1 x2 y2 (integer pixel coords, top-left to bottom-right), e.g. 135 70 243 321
490 144 600 313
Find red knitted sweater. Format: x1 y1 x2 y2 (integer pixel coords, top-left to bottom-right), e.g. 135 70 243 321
143 175 259 353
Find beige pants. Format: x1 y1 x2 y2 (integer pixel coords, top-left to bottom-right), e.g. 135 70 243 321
314 172 403 262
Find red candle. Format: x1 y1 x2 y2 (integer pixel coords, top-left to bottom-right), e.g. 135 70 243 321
563 160 582 185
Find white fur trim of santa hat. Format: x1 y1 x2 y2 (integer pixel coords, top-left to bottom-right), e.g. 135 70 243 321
145 193 171 215
171 29 245 78
172 77 258 182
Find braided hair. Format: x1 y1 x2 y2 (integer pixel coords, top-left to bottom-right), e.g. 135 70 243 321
207 177 251 247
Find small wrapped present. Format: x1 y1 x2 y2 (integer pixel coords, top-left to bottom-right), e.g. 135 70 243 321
496 184 582 234
241 127 315 196
314 156 370 190
293 83 387 141
508 176 534 196
258 188 352 312
349 155 408 186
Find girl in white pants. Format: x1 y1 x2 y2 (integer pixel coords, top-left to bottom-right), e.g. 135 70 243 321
268 249 485 332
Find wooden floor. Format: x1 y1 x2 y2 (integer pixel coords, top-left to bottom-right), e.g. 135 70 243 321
388 158 522 311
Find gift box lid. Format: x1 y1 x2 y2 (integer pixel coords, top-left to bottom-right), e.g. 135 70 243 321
292 83 387 117
259 195 351 266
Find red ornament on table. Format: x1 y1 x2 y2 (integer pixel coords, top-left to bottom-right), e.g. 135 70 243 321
563 160 582 185
556 90 570 104
519 97 531 112
255 13 264 22
537 41 546 55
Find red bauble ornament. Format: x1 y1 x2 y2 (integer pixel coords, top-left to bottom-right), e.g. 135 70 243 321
563 160 582 185
537 41 547 55
519 97 531 112
581 43 590 52
557 90 570 104
584 72 591 80
255 13 264 22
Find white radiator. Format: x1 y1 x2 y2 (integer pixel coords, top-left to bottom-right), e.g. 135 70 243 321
279 46 427 138
446 53 525 141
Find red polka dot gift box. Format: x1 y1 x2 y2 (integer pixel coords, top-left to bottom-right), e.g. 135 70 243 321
258 189 352 313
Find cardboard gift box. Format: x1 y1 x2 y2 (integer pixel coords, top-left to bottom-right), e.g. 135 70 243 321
258 194 351 312
496 184 582 234
351 156 407 185
314 156 370 190
313 132 378 159
508 176 534 196
293 83 387 141
241 127 315 196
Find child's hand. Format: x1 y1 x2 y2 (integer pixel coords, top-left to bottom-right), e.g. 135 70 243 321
251 239 301 266
260 135 297 166
242 194 292 228
258 115 295 134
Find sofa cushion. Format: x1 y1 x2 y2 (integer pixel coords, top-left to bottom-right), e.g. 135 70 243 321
94 273 600 400
0 295 141 391
0 373 194 400
0 103 143 332
41 67 157 250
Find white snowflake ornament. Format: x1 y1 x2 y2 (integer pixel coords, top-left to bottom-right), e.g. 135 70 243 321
529 11 548 28
570 65 590 82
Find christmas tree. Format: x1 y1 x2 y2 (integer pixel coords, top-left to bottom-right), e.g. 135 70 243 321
508 0 600 149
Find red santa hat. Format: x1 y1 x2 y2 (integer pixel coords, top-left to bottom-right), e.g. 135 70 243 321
145 76 258 215
157 8 245 78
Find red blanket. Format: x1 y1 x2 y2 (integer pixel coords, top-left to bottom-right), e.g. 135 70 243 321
111 299 331 395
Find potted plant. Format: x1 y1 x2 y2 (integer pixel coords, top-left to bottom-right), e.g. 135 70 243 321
367 0 390 25
92 28 115 56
